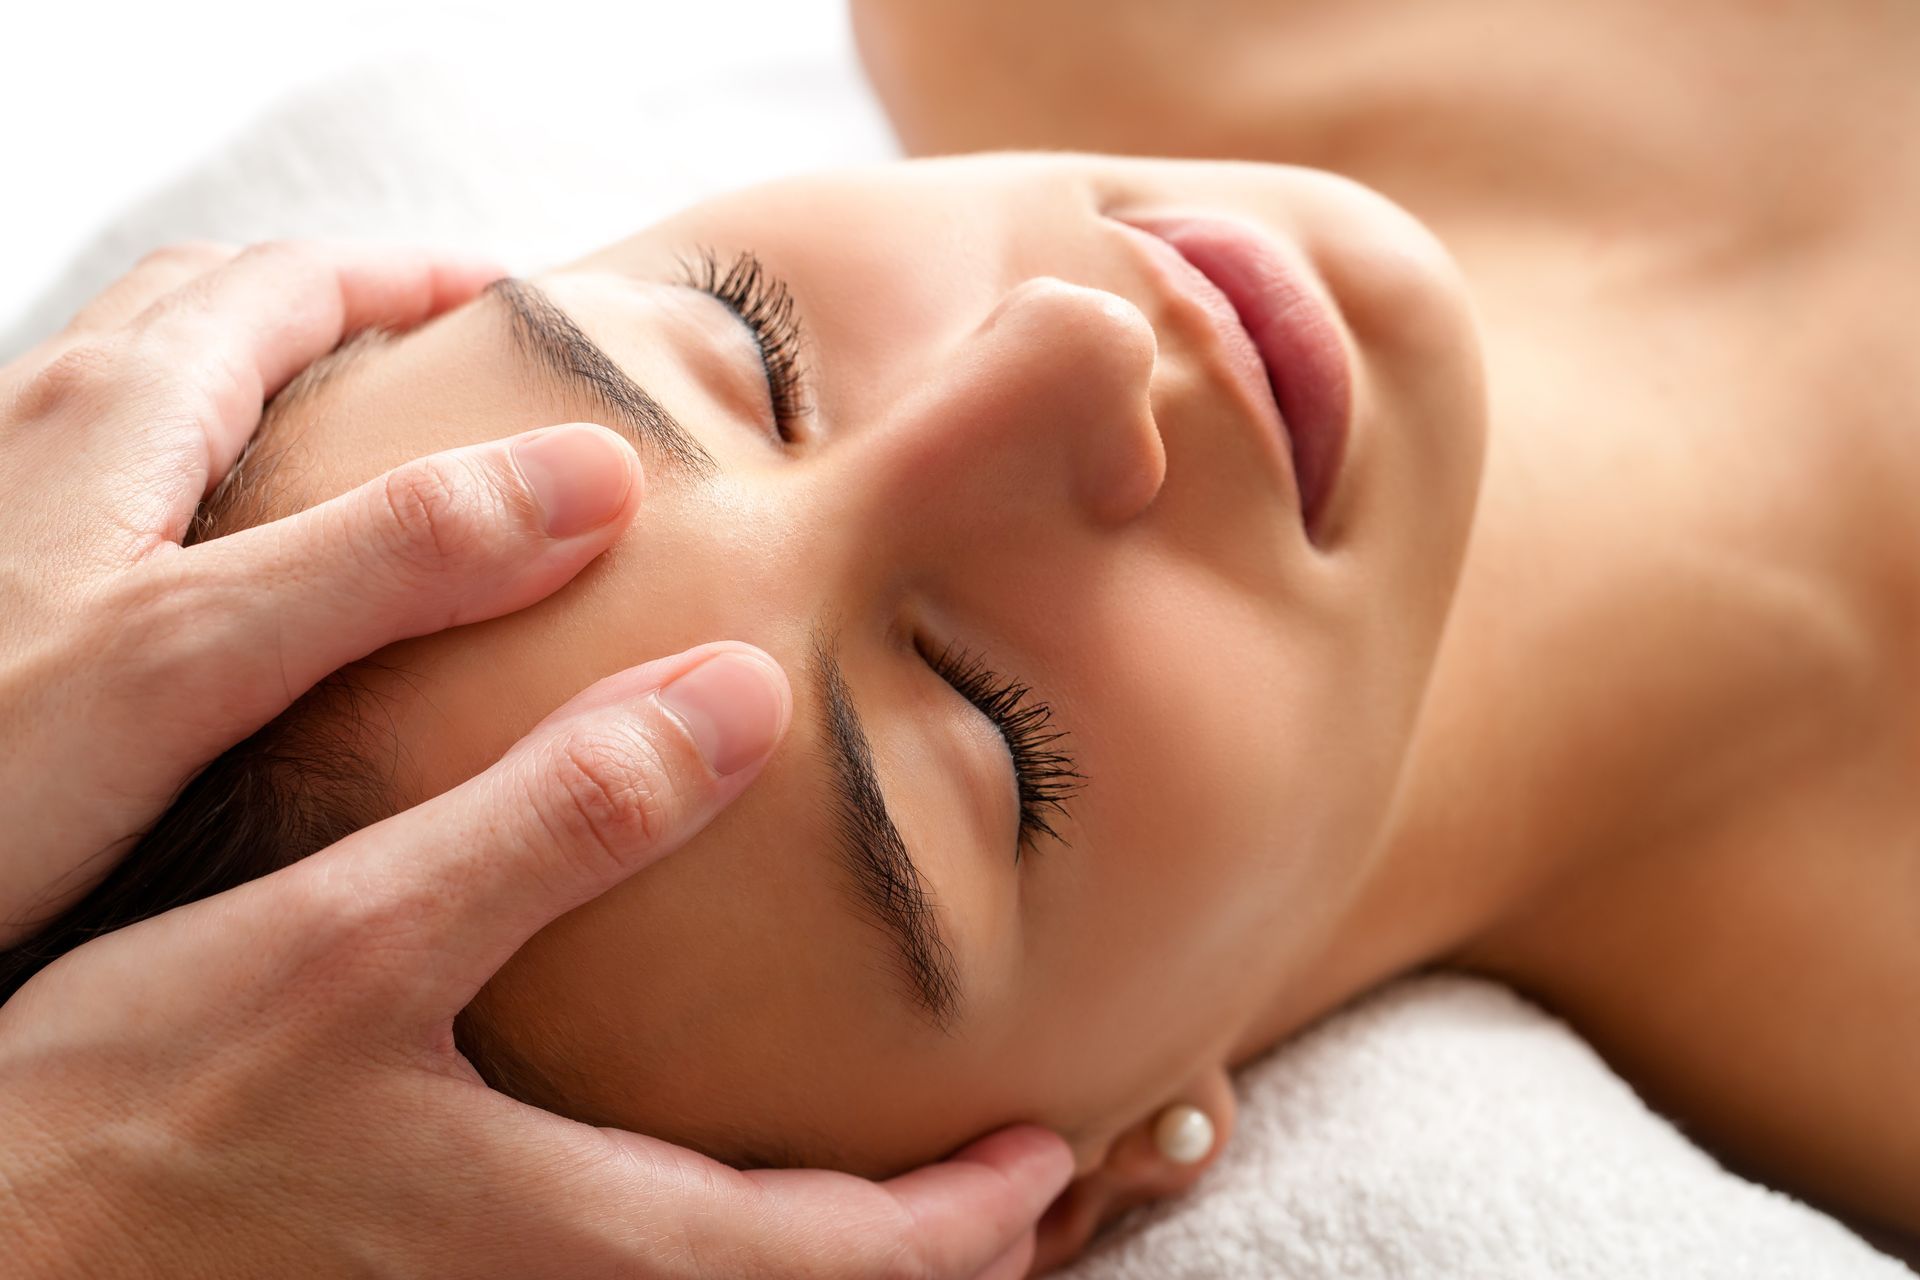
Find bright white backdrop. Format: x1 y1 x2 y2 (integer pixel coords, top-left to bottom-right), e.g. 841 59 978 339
0 0 862 324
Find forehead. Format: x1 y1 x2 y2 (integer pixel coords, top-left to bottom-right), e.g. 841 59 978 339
236 314 1046 1172
218 155 1362 1178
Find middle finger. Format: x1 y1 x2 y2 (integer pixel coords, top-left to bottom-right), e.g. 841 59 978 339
121 239 504 492
61 240 241 337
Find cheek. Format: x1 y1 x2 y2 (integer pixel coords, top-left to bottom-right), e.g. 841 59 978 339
472 773 1036 1180
474 777 858 1117
1019 559 1401 1041
1056 566 1372 889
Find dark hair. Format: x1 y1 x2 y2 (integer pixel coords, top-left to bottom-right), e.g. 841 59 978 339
0 337 788 1168
0 335 675 1152
0 639 570 1131
0 334 417 1006
0 340 398 1005
0 684 385 1003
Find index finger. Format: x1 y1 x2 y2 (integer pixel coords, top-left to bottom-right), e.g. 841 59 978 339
300 642 793 1023
123 239 504 494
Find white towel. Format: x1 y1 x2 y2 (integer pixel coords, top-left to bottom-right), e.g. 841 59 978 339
1063 974 1915 1278
6 42 1912 1279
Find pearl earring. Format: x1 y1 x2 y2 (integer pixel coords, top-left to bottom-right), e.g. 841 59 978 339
1152 1103 1215 1165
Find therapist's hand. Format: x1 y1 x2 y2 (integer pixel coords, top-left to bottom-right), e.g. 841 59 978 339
0 643 1072 1280
0 240 643 943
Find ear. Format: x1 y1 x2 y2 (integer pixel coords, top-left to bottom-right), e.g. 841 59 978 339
1029 1066 1238 1274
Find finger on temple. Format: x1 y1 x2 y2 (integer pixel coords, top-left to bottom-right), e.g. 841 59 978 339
170 424 640 744
61 241 240 336
303 641 790 1022
127 239 506 489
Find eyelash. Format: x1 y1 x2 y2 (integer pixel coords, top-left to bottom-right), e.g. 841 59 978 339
676 250 1075 860
678 246 811 441
922 640 1085 863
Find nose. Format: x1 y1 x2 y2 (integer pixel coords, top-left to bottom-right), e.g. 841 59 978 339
858 276 1166 540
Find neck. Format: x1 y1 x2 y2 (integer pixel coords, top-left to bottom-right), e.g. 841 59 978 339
1172 0 1913 1070
1237 186 1900 1070
1229 213 1782 1063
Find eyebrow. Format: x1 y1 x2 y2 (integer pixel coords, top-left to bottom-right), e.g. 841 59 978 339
478 279 961 1026
484 277 720 481
810 627 963 1029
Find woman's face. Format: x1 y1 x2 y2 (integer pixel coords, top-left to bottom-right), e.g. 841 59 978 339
263 153 1486 1177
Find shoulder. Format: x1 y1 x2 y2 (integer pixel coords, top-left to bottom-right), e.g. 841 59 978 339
1443 710 1920 1242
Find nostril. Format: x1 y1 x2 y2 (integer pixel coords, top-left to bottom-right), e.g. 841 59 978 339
1004 281 1163 528
962 275 1166 527
1066 291 1164 528
1079 402 1167 528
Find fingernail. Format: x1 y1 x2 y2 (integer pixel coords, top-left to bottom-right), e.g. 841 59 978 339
656 650 789 776
510 424 637 538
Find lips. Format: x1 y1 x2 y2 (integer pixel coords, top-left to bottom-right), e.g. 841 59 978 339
1113 213 1352 545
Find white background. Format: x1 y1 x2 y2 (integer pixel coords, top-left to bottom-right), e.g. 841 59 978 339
0 0 857 322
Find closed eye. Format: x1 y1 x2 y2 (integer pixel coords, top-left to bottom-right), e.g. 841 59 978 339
677 246 812 442
919 638 1085 863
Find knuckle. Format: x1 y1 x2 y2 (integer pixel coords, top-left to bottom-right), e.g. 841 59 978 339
543 721 681 863
373 458 481 573
126 317 259 431
95 553 199 662
137 239 233 273
847 1204 929 1280
855 1227 930 1280
237 237 324 282
275 856 430 1000
13 337 145 419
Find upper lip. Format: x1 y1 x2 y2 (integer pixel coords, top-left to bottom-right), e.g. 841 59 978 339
1103 214 1303 515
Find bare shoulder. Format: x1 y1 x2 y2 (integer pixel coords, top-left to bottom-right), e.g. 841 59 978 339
854 0 1920 242
1816 213 1920 666
1406 106 1920 1260
1446 724 1920 1245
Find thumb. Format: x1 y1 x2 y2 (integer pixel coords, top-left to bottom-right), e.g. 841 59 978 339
303 642 792 1019
166 422 642 743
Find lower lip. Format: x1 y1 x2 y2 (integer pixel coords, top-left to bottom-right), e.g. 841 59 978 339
1130 215 1352 544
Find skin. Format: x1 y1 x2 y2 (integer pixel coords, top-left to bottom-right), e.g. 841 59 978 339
233 152 1486 1259
855 0 1920 1260
218 0 1920 1264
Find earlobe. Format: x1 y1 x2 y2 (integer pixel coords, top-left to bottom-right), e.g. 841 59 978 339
1029 1067 1238 1273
